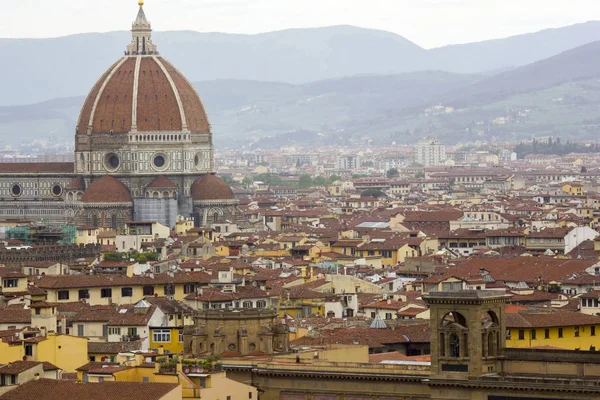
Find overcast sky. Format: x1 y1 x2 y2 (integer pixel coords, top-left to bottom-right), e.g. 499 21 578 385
2 0 600 48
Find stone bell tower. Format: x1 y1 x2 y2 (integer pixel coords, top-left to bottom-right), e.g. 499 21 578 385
423 291 511 379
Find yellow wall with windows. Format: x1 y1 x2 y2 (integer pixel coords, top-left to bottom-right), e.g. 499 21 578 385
278 298 324 318
0 334 88 373
250 248 289 257
176 220 194 236
1 276 28 293
76 227 99 245
44 282 196 305
150 327 184 354
506 324 600 350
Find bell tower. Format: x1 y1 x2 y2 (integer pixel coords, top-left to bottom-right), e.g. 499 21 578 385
423 291 511 379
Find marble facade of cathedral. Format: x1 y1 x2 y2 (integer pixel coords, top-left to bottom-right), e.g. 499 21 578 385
0 2 239 230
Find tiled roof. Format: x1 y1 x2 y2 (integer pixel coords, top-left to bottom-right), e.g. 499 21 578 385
0 163 73 174
403 210 463 223
107 305 158 327
144 296 192 315
527 227 570 238
290 324 430 348
0 307 31 324
82 176 132 203
363 300 406 310
191 175 235 201
76 362 121 372
0 361 44 375
506 309 600 328
77 56 209 135
72 307 117 323
146 177 178 189
428 256 596 286
65 176 85 190
87 341 143 355
0 379 179 400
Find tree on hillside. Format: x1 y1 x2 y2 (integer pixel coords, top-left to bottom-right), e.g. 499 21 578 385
386 168 399 178
253 173 282 186
312 176 328 186
328 175 341 183
242 177 253 186
299 174 312 189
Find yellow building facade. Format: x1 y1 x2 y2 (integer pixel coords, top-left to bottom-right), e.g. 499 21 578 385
0 333 88 372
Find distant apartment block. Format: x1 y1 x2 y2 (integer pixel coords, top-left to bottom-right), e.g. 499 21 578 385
416 137 446 167
337 155 361 170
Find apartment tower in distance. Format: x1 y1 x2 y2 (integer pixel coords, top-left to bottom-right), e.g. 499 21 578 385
416 137 446 167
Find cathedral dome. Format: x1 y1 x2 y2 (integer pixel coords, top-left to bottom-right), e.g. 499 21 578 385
76 5 210 136
82 176 132 203
191 174 235 201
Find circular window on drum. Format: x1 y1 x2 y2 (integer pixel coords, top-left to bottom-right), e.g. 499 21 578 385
104 153 120 171
51 184 63 197
152 153 170 171
10 183 22 197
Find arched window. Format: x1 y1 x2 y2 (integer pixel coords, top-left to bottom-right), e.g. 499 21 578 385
92 214 99 227
213 213 219 223
256 300 266 309
111 214 118 229
242 301 252 308
449 333 460 358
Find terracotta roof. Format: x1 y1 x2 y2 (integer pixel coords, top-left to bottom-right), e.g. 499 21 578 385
88 341 143 355
191 174 235 201
428 256 596 286
506 309 600 328
65 176 85 190
76 56 209 135
527 227 571 238
146 177 178 189
0 163 73 174
87 366 131 374
107 305 158 326
144 296 192 315
76 362 121 372
0 379 179 400
364 300 406 310
0 361 44 375
82 176 132 203
290 324 430 348
403 210 463 223
0 307 31 324
72 307 117 323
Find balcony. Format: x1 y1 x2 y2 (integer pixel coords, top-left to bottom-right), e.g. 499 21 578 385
121 334 140 342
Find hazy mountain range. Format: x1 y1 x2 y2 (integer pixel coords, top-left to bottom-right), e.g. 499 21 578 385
2 21 600 146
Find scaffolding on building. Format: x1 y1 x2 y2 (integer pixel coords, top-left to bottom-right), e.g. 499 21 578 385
5 223 77 245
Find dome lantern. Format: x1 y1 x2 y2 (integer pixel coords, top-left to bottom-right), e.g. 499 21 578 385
126 0 158 56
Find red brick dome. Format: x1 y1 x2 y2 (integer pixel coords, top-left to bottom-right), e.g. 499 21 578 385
82 176 132 203
191 175 235 201
76 56 210 135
